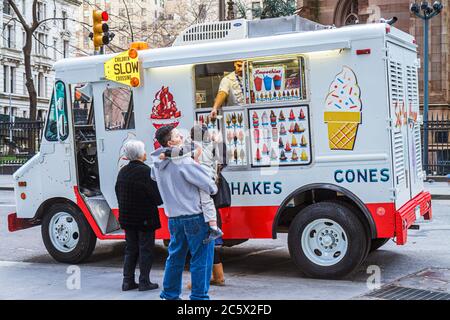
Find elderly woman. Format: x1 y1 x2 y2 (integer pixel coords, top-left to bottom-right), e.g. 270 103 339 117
115 140 163 291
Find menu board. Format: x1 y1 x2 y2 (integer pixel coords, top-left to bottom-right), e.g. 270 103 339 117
223 110 247 166
249 58 304 104
248 105 311 167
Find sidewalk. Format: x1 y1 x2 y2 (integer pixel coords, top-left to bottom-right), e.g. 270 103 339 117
0 175 14 191
425 181 450 199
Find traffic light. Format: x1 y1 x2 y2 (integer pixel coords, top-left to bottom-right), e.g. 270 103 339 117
92 10 109 50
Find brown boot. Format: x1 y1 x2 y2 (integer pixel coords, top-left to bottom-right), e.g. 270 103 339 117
210 263 225 286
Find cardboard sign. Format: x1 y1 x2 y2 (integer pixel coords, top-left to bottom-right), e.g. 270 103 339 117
104 51 140 86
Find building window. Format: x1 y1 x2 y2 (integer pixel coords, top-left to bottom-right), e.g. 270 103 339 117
3 0 11 15
3 24 14 48
38 73 44 97
62 11 67 30
53 39 57 59
23 73 27 95
37 1 46 20
63 40 69 58
334 0 360 27
2 66 15 93
252 1 262 18
10 67 15 93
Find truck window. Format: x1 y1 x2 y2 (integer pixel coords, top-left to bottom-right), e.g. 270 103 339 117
102 86 135 131
194 61 248 108
72 83 94 125
44 80 69 141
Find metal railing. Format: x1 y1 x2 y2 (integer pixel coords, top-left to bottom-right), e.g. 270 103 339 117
422 113 450 176
0 121 44 166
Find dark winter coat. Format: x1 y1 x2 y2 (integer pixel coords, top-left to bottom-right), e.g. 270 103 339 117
115 160 163 231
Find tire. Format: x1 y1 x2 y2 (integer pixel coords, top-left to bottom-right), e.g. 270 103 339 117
288 201 369 279
369 238 390 252
42 203 97 264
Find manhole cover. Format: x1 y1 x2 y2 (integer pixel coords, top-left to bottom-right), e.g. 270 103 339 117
367 285 450 300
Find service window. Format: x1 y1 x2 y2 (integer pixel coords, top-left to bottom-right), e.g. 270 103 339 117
102 86 135 131
44 80 69 141
247 57 307 104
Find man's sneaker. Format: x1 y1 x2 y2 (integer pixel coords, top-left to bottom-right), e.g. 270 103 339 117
203 227 224 244
139 281 159 291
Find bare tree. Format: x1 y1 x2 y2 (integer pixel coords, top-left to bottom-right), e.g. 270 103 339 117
4 0 89 121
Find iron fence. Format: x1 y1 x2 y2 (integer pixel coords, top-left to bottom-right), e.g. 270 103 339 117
422 113 450 176
0 121 44 166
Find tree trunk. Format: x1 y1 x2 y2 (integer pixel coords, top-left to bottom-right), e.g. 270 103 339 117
23 31 38 122
23 30 38 153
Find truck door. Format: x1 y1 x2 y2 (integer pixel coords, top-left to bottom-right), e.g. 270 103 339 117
387 42 412 209
404 52 424 198
92 81 136 208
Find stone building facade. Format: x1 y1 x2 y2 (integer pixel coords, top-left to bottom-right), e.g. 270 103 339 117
297 0 449 117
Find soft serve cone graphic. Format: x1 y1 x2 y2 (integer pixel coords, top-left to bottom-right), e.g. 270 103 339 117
324 66 362 150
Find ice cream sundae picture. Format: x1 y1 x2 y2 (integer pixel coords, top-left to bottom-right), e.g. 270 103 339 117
279 110 286 122
324 66 362 150
150 86 182 149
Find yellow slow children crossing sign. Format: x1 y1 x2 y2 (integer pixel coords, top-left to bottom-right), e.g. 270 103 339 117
104 49 140 87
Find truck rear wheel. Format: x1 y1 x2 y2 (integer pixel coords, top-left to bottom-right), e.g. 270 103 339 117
42 203 97 263
288 201 369 279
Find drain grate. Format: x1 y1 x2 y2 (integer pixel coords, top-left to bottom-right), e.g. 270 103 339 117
367 285 450 300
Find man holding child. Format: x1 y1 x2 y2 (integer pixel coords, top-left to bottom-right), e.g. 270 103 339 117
151 125 218 300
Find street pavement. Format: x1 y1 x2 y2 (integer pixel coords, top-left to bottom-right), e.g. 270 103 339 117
0 189 450 300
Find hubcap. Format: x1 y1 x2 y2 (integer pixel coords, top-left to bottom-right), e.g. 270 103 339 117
49 212 79 253
301 218 348 266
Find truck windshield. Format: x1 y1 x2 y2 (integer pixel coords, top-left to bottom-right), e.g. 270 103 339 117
44 80 69 141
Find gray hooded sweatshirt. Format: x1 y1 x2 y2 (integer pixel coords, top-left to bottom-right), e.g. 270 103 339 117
150 147 218 218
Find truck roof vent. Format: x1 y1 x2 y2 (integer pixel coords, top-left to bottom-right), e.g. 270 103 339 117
172 19 247 46
172 16 328 47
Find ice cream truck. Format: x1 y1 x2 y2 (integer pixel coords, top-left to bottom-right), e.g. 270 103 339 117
8 16 432 278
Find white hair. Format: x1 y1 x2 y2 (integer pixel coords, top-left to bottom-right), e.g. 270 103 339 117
123 139 146 161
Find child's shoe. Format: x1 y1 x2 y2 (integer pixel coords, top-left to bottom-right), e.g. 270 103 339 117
203 227 224 244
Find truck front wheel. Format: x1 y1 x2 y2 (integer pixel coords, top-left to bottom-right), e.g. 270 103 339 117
288 201 369 279
42 203 97 263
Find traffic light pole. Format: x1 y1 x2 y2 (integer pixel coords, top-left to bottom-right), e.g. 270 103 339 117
410 1 443 175
422 17 429 171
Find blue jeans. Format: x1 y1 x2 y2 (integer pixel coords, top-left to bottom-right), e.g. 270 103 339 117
160 214 214 300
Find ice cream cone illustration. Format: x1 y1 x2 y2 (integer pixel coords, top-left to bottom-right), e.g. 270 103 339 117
252 111 259 128
300 150 308 161
279 150 287 161
324 66 362 150
291 149 299 161
300 135 307 147
270 148 277 160
278 137 284 149
291 135 298 147
262 143 269 155
255 148 262 161
254 128 260 144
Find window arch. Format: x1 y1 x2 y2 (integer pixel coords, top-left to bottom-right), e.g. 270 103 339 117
334 0 360 27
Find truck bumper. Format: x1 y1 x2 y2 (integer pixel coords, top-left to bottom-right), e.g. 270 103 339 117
395 191 432 245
